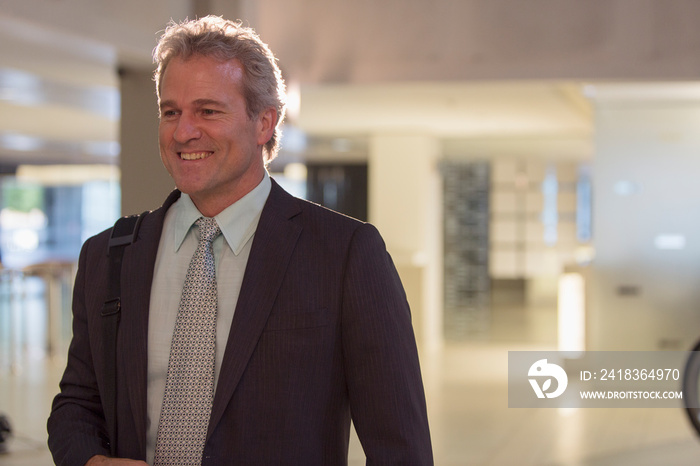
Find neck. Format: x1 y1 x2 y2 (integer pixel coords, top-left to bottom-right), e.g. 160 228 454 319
190 172 266 217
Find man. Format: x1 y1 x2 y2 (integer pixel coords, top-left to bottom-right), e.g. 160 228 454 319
47 16 432 465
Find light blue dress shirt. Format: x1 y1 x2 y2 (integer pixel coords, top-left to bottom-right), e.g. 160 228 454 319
146 174 271 463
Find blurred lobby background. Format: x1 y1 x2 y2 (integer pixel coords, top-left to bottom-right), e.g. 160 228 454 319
2 0 700 464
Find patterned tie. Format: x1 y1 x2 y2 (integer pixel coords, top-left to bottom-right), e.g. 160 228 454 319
154 217 221 465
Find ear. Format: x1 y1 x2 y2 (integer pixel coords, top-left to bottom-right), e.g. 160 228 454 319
256 107 277 147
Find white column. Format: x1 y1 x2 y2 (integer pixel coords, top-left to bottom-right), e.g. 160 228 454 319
368 135 443 353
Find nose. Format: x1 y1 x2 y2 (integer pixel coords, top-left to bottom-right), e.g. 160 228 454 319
172 112 202 143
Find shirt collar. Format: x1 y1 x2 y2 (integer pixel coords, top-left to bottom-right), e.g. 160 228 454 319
171 173 272 255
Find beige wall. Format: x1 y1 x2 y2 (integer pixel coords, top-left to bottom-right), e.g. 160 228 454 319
590 94 700 350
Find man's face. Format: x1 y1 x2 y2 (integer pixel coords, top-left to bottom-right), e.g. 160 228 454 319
158 54 274 216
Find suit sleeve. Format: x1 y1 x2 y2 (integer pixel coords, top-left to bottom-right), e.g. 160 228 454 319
341 223 433 465
47 236 111 466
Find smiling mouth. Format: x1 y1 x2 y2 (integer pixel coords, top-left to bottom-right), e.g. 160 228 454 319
179 151 213 160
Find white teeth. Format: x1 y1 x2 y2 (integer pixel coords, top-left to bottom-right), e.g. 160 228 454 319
180 152 211 160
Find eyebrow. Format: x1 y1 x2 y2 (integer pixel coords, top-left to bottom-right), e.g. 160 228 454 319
193 98 227 108
159 98 228 110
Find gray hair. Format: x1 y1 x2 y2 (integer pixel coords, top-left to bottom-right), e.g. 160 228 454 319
153 16 286 162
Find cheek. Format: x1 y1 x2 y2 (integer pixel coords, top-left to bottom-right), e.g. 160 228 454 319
158 126 174 171
158 124 170 147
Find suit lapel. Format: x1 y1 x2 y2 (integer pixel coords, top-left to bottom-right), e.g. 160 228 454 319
117 191 180 454
208 180 302 436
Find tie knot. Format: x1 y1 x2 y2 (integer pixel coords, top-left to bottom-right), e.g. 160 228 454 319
196 217 221 244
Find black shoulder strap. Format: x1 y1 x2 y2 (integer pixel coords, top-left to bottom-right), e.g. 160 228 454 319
100 211 149 457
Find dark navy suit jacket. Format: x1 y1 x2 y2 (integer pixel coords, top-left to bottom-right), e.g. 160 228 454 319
47 180 433 465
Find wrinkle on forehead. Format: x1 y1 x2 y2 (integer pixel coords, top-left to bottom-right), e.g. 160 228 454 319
160 55 245 102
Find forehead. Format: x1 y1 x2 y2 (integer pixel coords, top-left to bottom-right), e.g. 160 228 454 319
160 55 245 98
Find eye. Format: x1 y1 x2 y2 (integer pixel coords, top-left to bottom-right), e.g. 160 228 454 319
202 108 218 116
160 109 179 119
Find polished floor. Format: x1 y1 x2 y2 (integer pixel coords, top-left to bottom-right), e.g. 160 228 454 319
0 275 698 465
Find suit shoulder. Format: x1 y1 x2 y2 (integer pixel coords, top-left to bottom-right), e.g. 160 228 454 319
266 181 386 248
294 196 367 229
289 197 390 255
